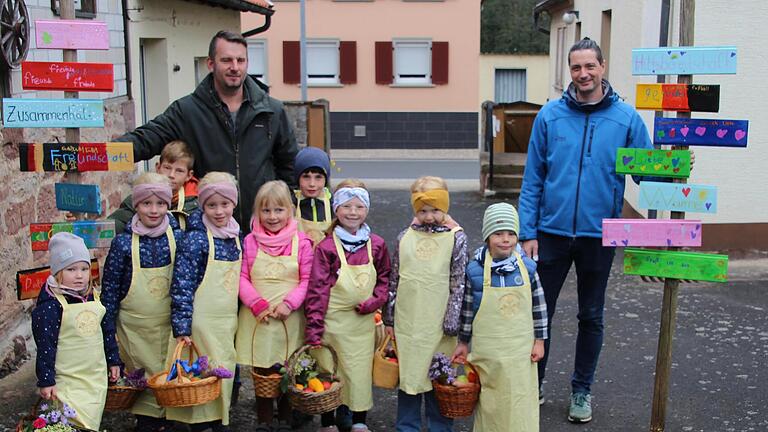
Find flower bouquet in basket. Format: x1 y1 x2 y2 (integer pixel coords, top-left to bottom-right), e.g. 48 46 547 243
285 344 343 415
16 400 78 432
105 368 148 411
429 352 480 418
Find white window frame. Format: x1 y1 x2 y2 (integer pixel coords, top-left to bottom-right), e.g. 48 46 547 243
306 39 340 85
247 39 269 84
393 39 432 85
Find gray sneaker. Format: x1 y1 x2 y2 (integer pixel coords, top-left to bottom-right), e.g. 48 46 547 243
568 392 593 423
539 384 545 405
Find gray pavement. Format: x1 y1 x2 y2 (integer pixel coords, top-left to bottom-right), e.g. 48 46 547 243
2 189 767 431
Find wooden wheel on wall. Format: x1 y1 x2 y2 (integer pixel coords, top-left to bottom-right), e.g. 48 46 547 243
0 0 30 69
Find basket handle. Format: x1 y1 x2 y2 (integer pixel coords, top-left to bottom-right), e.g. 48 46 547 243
286 343 339 387
252 319 289 367
376 333 398 357
169 340 203 383
453 360 480 384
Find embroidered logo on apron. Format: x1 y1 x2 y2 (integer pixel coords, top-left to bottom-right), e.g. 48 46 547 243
498 293 522 318
415 238 440 261
75 310 99 336
146 276 170 299
222 268 238 293
264 262 288 280
354 272 372 296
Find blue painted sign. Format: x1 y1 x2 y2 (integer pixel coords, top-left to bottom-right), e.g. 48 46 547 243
2 98 104 128
55 183 102 214
632 46 737 75
654 117 748 147
639 181 717 214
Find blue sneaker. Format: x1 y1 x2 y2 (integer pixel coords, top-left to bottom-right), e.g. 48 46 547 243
568 392 593 423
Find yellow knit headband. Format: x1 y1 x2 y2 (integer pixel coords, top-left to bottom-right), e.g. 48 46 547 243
411 189 450 213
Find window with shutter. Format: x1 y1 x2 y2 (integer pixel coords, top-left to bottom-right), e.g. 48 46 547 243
393 40 431 85
307 40 340 85
247 39 268 83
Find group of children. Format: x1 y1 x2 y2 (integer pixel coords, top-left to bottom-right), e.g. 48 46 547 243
32 141 548 432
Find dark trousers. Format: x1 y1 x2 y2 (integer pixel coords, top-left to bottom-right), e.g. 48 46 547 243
535 231 616 394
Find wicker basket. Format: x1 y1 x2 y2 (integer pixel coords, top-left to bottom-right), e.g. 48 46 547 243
372 334 399 389
15 398 41 432
432 361 481 418
148 340 221 408
286 343 343 415
250 320 289 398
104 384 142 411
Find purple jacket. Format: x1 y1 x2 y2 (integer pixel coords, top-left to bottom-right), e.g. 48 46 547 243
304 234 391 345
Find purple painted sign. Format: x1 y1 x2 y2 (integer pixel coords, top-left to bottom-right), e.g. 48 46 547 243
602 219 703 247
654 117 748 147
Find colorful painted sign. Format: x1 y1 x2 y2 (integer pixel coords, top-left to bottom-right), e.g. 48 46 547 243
55 183 102 214
602 219 702 247
30 221 116 251
35 20 109 50
21 61 114 92
654 117 748 147
2 98 104 128
639 181 717 214
623 248 728 283
17 259 100 300
19 142 133 172
635 84 719 112
632 46 737 75
616 148 691 178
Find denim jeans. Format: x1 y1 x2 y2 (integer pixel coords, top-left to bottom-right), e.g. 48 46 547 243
535 232 616 394
396 390 453 432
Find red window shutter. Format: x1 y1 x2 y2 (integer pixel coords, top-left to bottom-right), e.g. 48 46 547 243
339 41 357 84
283 41 300 84
432 41 449 85
375 41 393 85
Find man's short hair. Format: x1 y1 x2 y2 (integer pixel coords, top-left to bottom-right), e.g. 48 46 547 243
160 140 195 169
568 38 604 65
208 30 248 59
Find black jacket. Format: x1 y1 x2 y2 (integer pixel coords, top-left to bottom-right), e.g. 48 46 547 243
118 74 297 229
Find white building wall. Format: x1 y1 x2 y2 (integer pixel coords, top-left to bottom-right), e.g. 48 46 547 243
479 54 549 106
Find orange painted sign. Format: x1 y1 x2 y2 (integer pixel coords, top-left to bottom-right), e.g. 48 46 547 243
16 259 100 301
636 84 720 112
22 61 114 92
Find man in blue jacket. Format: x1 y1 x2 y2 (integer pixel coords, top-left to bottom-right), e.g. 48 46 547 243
518 38 653 423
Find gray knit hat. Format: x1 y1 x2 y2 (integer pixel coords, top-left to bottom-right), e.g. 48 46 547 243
482 203 520 241
49 232 91 275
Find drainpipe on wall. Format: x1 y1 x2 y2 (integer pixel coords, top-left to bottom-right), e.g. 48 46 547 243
121 0 132 101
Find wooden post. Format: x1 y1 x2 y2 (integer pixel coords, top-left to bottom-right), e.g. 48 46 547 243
649 0 694 430
59 0 82 219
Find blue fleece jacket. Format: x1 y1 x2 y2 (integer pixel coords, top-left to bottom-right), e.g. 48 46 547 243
518 81 653 240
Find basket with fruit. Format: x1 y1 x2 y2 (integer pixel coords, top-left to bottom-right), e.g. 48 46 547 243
251 321 289 398
105 368 148 411
285 343 343 414
429 352 480 418
372 333 399 389
147 340 233 408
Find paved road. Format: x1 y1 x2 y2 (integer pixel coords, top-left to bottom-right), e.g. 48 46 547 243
3 190 767 431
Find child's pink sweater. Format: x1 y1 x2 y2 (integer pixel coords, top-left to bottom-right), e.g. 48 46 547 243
239 230 314 315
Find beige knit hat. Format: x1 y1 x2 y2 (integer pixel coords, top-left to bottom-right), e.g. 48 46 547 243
482 203 520 240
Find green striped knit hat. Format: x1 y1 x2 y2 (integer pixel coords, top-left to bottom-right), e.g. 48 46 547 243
482 202 519 241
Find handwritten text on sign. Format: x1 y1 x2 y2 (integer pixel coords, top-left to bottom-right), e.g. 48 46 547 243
35 20 109 50
21 61 114 92
632 46 737 75
17 259 100 301
635 84 719 112
55 183 102 214
602 219 702 247
2 98 104 128
19 142 133 172
639 181 717 214
654 117 748 148
30 221 116 251
616 148 691 178
623 248 728 283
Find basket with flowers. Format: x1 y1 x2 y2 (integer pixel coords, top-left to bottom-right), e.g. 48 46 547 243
429 352 480 418
284 344 343 414
105 368 148 411
16 399 78 432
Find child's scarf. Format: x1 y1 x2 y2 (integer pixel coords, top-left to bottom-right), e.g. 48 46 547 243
203 214 241 239
45 276 90 302
250 218 298 256
334 224 371 253
130 213 170 238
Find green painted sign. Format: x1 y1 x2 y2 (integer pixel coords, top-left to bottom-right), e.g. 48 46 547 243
623 248 728 283
616 149 691 178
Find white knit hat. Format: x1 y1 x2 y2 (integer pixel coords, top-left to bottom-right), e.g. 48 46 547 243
49 232 91 275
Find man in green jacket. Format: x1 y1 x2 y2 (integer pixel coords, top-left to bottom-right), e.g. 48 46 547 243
118 30 297 230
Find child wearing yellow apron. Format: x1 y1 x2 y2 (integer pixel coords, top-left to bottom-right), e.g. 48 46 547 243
451 203 548 432
235 180 314 431
293 147 333 247
305 180 392 432
32 232 120 431
168 172 242 432
102 173 183 431
382 176 468 432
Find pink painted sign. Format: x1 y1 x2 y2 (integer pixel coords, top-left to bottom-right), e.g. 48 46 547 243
602 219 703 247
35 20 109 50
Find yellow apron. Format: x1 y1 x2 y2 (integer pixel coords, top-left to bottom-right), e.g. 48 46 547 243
468 252 539 432
116 228 175 418
53 291 108 431
235 235 305 367
295 191 331 247
171 187 188 230
394 227 460 395
166 231 241 425
315 234 376 411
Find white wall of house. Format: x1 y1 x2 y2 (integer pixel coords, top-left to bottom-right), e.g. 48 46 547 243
479 54 549 106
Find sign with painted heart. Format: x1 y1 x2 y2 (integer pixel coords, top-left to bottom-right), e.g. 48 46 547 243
602 219 702 247
623 248 728 283
635 84 719 112
35 19 109 50
30 221 116 251
21 61 114 92
2 98 104 128
616 148 691 178
654 117 748 147
639 181 717 214
55 183 102 214
632 46 737 75
19 142 134 172
16 259 100 301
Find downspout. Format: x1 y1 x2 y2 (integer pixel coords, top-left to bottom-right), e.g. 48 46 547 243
243 14 272 37
121 0 132 101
